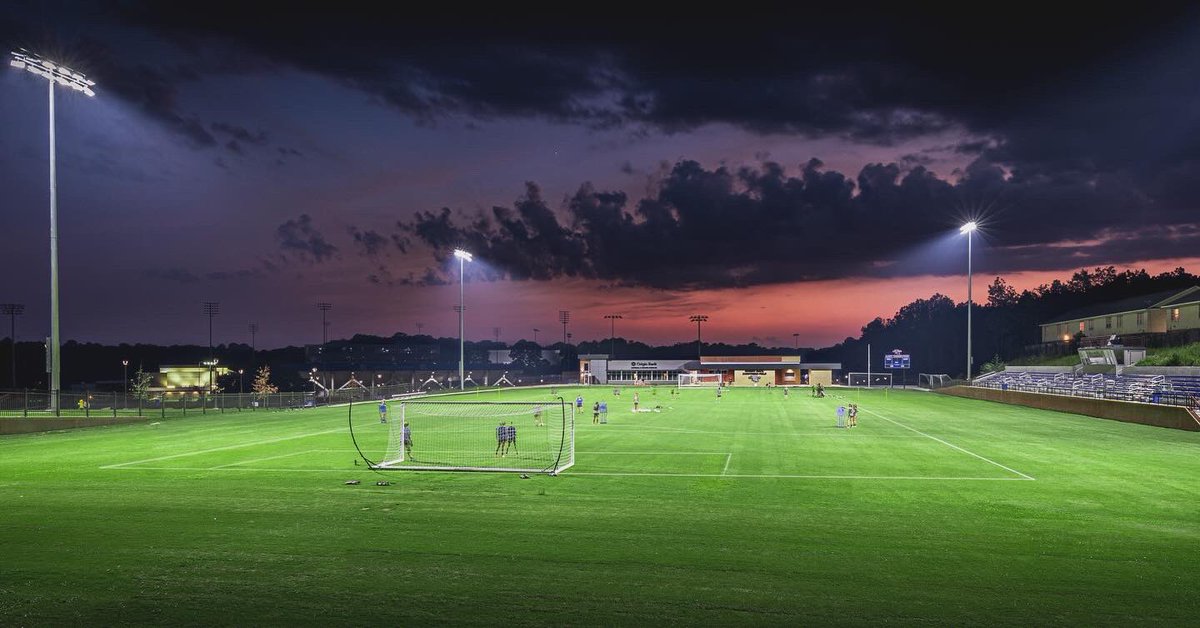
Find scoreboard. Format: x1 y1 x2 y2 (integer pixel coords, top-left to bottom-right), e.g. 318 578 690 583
884 353 911 369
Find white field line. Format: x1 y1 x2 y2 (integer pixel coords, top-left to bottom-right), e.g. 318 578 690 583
562 472 1031 480
99 427 346 469
600 426 924 438
860 407 1036 480
100 466 1031 480
210 449 318 469
585 451 731 455
722 453 733 475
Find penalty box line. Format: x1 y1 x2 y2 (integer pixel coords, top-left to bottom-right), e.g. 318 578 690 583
859 407 1035 480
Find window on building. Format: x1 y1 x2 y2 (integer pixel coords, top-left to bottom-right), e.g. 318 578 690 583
1087 320 1094 331
1172 308 1181 322
1116 316 1123 328
1136 312 1144 326
1079 321 1085 332
1105 316 1112 329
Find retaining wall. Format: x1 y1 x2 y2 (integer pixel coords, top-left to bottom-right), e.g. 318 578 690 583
0 416 152 436
939 386 1200 431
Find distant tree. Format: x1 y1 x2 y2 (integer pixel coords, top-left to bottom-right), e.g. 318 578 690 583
130 368 155 400
252 366 278 398
508 340 551 373
981 354 1006 374
987 277 1019 308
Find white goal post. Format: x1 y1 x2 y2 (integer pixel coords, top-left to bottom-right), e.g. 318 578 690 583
918 373 952 389
365 399 574 474
848 372 892 388
677 372 723 387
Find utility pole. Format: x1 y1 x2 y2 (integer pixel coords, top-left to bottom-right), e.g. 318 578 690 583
248 322 258 366
1 304 23 389
559 310 570 345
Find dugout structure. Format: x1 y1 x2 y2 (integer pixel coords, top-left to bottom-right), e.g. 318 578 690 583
353 399 575 474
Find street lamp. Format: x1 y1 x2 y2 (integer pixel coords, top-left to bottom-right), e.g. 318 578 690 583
238 368 244 395
690 314 709 358
121 359 129 407
10 49 97 414
959 221 978 380
604 314 623 357
453 248 472 390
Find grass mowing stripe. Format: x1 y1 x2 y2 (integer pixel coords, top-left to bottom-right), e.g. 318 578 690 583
98 427 346 468
860 406 1036 480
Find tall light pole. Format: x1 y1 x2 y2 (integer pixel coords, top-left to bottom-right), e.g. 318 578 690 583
238 368 244 395
2 304 23 389
248 322 258 353
792 333 800 351
493 327 501 343
690 314 709 358
453 249 473 390
202 302 219 360
533 328 540 344
559 310 570 345
316 302 332 345
121 359 128 407
11 50 96 413
604 314 622 357
960 221 978 381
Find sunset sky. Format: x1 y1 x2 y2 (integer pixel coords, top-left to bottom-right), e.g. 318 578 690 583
3 4 1200 349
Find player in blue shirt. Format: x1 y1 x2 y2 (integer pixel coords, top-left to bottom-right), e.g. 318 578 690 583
378 400 388 423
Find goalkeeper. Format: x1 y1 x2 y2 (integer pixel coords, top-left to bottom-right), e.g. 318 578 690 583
402 423 413 456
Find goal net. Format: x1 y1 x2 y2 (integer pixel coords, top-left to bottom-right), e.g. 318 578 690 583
677 372 722 387
918 373 952 389
848 372 892 387
362 399 574 474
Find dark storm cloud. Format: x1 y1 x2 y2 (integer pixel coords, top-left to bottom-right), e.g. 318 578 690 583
211 122 267 146
275 214 337 263
395 156 1198 289
347 227 389 258
44 2 1180 151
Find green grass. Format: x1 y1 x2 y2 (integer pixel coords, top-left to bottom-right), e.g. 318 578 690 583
1009 353 1083 367
1137 341 1200 366
2 385 1198 626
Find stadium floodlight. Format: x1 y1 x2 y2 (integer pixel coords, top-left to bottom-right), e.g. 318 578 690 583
689 314 709 358
10 50 97 414
454 249 472 389
959 221 977 380
604 314 623 357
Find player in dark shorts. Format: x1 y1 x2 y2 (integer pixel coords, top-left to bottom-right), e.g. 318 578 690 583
495 421 508 456
505 424 518 455
592 401 600 424
402 423 413 456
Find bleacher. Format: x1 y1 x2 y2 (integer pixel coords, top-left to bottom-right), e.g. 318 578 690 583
973 371 1200 407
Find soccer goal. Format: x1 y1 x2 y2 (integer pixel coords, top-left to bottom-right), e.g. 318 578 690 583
677 372 722 388
363 399 574 474
918 373 952 389
848 372 892 388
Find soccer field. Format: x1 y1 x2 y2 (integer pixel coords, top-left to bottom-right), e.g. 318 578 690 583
1 386 1198 625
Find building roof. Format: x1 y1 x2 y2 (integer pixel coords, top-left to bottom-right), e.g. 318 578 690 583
1157 286 1200 308
1041 288 1195 326
699 360 842 370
